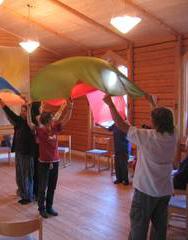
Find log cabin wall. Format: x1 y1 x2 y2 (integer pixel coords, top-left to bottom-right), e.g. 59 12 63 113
29 50 60 79
133 41 178 127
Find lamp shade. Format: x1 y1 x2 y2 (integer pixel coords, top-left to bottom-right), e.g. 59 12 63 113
110 16 141 33
19 40 40 53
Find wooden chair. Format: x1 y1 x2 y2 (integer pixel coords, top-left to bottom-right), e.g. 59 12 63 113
0 216 42 240
168 184 188 238
58 135 71 167
85 136 112 172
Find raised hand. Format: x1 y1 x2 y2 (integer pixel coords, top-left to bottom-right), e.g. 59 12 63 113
103 94 113 106
0 98 5 107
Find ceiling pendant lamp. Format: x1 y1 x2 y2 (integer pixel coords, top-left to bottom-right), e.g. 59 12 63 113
19 40 40 53
19 4 40 53
110 16 141 33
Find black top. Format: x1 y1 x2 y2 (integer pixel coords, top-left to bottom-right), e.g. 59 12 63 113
3 106 35 155
108 124 129 154
173 156 188 190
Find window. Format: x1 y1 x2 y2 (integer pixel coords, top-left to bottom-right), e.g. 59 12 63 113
98 65 129 128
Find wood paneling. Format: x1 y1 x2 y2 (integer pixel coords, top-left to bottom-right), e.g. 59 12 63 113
133 41 177 127
29 49 61 79
0 28 19 46
62 96 91 151
183 37 188 53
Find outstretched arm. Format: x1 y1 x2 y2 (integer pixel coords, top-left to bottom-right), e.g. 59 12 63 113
53 101 68 121
60 99 74 126
26 103 36 130
144 92 158 109
0 98 20 126
103 95 130 134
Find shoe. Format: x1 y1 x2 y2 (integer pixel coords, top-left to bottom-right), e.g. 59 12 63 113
46 208 58 216
39 210 48 218
113 180 122 184
122 180 129 185
18 199 32 205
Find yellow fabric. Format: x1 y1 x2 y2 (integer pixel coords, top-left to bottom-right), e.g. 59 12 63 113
0 46 29 95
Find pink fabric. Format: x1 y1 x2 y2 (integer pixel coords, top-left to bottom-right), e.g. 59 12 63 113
86 90 126 124
44 82 97 106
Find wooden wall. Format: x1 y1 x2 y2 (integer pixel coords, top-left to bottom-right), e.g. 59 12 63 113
29 49 60 78
62 96 91 151
133 41 177 127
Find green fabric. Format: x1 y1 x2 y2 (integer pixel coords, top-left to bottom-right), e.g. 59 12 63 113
31 56 145 101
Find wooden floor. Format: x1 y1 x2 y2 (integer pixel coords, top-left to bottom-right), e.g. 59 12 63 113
0 154 186 240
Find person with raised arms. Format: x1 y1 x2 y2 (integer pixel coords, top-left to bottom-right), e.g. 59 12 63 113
103 93 177 240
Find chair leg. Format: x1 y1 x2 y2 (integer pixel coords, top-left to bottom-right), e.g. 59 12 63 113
98 156 100 172
8 151 11 166
67 151 71 166
111 156 115 176
85 154 95 169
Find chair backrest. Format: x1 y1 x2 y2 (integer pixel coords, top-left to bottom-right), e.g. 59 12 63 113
93 136 110 151
0 216 42 240
58 135 71 149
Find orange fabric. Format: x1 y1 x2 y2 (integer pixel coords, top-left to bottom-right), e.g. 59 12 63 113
0 92 24 105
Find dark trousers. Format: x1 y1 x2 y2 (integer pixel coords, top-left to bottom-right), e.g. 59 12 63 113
38 162 59 212
15 153 34 201
115 152 128 182
128 189 170 240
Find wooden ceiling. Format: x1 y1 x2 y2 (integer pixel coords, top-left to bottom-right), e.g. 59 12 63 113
0 0 188 56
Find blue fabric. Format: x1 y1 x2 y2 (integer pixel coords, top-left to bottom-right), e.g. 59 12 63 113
0 77 20 95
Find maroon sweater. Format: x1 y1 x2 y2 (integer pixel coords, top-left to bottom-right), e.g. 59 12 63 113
36 123 62 163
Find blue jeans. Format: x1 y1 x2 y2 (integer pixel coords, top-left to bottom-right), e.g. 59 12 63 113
128 189 170 240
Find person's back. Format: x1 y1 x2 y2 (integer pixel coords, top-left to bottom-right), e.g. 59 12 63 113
132 128 177 196
103 94 177 240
